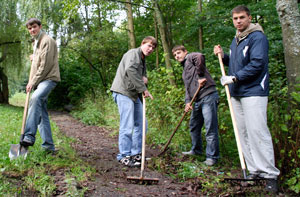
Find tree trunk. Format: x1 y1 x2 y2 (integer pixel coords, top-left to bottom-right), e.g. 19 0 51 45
97 1 103 31
276 0 300 94
84 4 91 32
0 68 9 104
126 0 136 49
152 0 176 86
153 11 159 68
198 0 204 51
0 46 9 104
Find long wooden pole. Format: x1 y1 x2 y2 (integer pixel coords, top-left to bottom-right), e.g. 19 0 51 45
217 53 247 179
140 96 146 178
158 78 206 156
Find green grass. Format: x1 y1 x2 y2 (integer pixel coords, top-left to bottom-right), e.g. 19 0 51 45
9 91 29 107
71 93 119 131
0 100 94 196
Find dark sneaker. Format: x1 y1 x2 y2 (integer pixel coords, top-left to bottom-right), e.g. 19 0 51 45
182 150 200 156
246 174 258 179
119 156 132 166
130 154 141 167
265 179 278 193
203 158 217 166
20 138 34 147
131 154 142 163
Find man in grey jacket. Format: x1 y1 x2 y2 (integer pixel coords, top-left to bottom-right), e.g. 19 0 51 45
20 18 60 152
111 36 156 167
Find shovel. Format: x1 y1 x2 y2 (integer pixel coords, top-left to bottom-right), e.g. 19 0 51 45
9 91 30 160
158 78 206 156
127 96 159 184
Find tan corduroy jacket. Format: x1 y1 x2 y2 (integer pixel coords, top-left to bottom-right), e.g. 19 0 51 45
29 32 60 88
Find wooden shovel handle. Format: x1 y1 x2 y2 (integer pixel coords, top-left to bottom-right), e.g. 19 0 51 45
217 53 247 178
158 78 206 156
140 96 146 178
20 92 30 135
21 61 34 135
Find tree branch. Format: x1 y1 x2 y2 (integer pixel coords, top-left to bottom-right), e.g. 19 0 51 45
0 41 21 46
107 0 154 10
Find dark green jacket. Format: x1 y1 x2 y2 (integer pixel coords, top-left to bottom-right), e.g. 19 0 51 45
110 47 147 101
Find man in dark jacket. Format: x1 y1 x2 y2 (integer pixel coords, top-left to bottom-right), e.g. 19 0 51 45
111 36 156 167
173 45 220 166
214 5 280 193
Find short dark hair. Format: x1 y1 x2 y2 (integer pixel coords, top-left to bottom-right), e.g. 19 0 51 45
172 45 187 54
26 18 42 27
231 5 251 16
141 36 157 48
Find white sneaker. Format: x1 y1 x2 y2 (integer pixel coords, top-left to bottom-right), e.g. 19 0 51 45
204 158 217 166
182 150 201 155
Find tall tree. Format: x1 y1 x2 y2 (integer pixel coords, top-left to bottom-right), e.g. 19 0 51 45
276 0 300 94
153 11 159 68
198 0 204 51
152 0 176 86
126 0 136 49
0 0 22 104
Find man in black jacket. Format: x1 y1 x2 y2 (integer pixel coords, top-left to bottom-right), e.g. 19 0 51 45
173 45 219 166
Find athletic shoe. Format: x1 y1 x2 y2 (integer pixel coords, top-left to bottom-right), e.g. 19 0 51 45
203 158 217 166
119 156 141 167
182 150 200 156
246 174 259 179
20 138 34 147
131 154 142 162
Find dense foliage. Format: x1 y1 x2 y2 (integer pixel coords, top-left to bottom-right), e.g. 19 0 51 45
1 0 299 193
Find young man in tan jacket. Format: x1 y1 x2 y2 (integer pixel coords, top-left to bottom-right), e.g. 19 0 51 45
20 18 60 152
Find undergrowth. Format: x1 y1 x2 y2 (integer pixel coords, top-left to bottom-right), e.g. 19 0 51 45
0 102 94 196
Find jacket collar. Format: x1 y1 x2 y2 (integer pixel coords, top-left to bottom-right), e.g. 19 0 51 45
181 53 189 67
235 23 264 44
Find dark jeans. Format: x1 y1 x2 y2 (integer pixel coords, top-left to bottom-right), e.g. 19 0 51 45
189 91 219 160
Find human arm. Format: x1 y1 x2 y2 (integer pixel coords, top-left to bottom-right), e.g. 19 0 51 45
125 51 147 93
185 78 206 112
214 44 229 66
192 53 206 77
143 89 153 100
142 76 148 85
214 45 235 86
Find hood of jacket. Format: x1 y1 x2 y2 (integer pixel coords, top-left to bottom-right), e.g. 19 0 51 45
236 23 264 44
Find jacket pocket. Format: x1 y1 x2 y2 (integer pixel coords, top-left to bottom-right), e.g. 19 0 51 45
124 75 136 91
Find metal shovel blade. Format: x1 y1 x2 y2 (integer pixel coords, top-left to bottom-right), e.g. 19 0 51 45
9 144 28 160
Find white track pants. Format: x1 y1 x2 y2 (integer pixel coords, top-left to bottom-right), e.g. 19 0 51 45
231 96 280 179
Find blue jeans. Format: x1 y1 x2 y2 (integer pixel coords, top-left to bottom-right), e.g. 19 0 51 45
189 91 219 160
112 92 145 161
23 80 57 151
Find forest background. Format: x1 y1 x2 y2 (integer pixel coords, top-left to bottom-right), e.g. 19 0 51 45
0 0 299 193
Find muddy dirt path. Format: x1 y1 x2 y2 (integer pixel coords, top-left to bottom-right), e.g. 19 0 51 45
50 111 196 196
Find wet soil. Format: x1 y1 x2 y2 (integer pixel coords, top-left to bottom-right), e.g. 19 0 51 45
49 111 286 196
50 111 194 196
